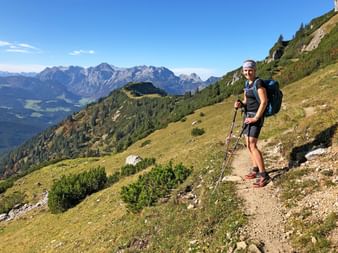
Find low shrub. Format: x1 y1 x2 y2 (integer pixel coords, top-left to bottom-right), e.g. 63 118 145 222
107 171 121 185
120 162 191 212
0 191 26 214
106 157 156 187
0 179 15 194
48 167 107 213
191 127 205 136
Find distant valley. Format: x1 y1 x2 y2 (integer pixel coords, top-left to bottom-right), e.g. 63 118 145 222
0 64 219 154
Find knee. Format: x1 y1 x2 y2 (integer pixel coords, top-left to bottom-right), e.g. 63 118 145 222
248 142 257 151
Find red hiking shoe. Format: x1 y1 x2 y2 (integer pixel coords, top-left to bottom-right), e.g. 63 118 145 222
244 168 259 180
253 175 271 188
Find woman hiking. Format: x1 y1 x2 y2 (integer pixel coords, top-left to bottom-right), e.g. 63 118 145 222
234 59 271 187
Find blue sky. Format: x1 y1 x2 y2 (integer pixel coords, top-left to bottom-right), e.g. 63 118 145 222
0 0 335 80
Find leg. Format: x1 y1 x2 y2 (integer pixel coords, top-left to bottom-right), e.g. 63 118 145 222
245 136 258 168
247 136 265 173
247 137 271 187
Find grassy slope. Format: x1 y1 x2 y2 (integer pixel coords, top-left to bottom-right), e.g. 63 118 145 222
261 62 338 154
0 63 338 252
0 95 245 252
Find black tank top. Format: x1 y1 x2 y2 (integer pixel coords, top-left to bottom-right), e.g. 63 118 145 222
245 78 265 112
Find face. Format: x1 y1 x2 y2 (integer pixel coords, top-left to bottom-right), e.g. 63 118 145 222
242 67 256 81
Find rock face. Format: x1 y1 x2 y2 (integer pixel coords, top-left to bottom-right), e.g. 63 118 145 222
302 28 326 52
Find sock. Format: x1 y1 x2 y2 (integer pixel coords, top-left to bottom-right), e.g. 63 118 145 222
260 171 269 178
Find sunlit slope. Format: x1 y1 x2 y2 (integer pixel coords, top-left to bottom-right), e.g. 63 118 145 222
0 62 338 252
0 95 240 252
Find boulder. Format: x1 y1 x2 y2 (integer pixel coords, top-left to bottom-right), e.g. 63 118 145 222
305 148 327 161
125 155 142 166
0 213 8 222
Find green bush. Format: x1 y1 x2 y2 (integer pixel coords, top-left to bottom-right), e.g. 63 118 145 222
120 164 137 177
48 167 107 213
107 157 156 187
191 127 205 136
120 162 191 212
0 191 26 214
107 171 121 185
0 179 15 194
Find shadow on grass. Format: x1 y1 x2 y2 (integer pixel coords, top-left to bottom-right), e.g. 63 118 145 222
268 123 337 181
289 123 337 167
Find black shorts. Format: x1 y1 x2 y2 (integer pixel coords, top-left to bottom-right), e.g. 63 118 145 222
243 112 264 138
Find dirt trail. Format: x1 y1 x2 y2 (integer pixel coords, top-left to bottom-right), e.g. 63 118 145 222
231 147 294 253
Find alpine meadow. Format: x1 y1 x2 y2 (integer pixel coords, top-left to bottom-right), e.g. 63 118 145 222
0 6 338 253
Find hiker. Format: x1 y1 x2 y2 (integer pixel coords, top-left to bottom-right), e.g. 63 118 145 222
234 59 271 187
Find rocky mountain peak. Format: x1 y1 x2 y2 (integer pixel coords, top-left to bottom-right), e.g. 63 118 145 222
94 63 114 72
179 73 202 83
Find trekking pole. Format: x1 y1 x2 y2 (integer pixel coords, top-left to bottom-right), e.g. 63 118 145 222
212 121 246 194
211 106 239 194
225 108 238 151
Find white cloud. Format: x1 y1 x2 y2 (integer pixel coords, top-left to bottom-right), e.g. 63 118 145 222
0 63 47 73
69 49 95 56
171 67 217 81
0 40 11 47
0 40 40 54
18 43 37 49
6 49 30 53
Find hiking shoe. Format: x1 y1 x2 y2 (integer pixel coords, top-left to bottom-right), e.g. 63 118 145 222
244 167 259 180
253 175 271 188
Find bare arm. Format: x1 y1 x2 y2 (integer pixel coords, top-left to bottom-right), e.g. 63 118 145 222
234 90 247 108
254 87 268 120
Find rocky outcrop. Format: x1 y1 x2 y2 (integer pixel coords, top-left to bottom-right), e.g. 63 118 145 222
266 40 289 63
302 13 338 52
302 27 326 52
226 70 242 86
0 191 48 222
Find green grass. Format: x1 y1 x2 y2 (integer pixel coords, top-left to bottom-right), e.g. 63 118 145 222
0 95 246 252
289 212 337 253
276 166 319 207
1 63 338 252
112 149 246 252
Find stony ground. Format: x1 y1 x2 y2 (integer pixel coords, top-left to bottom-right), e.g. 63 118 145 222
227 142 338 253
230 146 294 253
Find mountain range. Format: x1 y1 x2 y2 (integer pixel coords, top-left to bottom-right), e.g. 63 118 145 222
37 64 218 99
0 65 219 154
